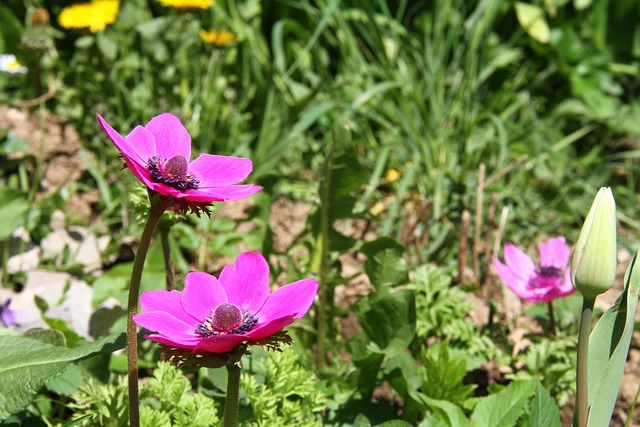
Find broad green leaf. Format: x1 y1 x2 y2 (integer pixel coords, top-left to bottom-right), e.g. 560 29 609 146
46 364 83 396
529 381 561 427
0 332 125 420
23 328 66 347
470 379 537 427
587 252 640 426
376 421 413 427
385 354 426 424
514 2 550 44
353 414 372 427
358 289 416 357
422 396 471 427
361 237 409 292
0 188 28 240
351 352 384 398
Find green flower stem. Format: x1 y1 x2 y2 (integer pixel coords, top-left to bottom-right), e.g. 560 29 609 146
127 195 166 427
576 297 595 427
159 220 175 291
548 300 556 336
223 362 242 427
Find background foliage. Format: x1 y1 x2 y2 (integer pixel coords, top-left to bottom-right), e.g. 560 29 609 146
1 0 640 425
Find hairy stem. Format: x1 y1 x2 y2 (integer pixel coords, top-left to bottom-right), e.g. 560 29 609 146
127 196 165 427
223 362 242 427
576 297 595 427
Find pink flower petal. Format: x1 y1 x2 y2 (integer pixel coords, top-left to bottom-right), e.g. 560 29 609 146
140 290 197 324
125 125 157 163
123 156 157 188
144 113 191 161
247 316 295 341
254 278 318 323
133 311 200 342
144 334 198 349
97 115 143 164
493 258 534 301
558 269 576 296
193 334 245 353
181 271 228 320
538 237 571 269
169 185 263 202
503 244 536 281
189 154 254 187
218 253 271 313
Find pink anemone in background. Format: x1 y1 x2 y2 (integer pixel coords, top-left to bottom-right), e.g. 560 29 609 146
97 113 262 210
133 252 318 353
493 236 575 302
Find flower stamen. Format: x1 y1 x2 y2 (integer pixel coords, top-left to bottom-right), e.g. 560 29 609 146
528 265 563 289
147 155 200 192
196 304 259 338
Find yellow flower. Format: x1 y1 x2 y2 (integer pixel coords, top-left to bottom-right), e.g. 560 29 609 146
158 0 214 9
385 168 402 183
199 29 237 47
59 0 119 33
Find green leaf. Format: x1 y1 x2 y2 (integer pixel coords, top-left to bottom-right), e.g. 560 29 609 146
357 289 416 357
96 31 117 60
46 364 83 396
0 6 24 53
361 237 409 292
350 352 384 398
0 332 125 420
587 251 640 426
327 150 368 221
385 354 426 424
529 381 561 427
470 379 537 427
514 2 550 44
573 0 593 10
60 414 93 426
422 396 472 427
376 421 413 427
0 188 28 240
23 328 66 347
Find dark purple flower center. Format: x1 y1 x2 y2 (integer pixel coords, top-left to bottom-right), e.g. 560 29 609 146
195 303 259 338
528 265 563 289
146 155 200 192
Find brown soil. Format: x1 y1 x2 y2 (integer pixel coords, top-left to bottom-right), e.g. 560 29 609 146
0 106 98 219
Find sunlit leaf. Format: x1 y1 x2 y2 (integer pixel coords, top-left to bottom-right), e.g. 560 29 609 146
529 380 561 427
470 379 536 427
515 2 550 44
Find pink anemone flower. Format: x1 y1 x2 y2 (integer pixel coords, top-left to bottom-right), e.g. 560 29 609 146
493 236 575 302
133 252 318 353
97 113 262 214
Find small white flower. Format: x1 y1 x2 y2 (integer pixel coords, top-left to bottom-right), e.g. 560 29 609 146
0 54 28 75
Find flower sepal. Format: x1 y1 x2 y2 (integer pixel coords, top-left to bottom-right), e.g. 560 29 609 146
157 331 293 371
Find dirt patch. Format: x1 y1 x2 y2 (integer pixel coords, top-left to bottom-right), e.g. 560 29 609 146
0 106 98 219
